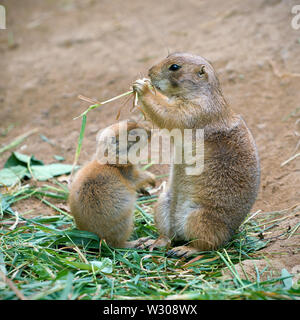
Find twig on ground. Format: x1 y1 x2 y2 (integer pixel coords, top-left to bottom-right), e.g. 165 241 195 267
268 59 300 79
281 152 300 167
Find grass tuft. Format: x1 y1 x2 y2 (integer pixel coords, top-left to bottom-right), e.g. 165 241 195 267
0 181 299 300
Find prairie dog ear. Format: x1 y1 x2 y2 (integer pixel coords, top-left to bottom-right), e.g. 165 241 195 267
197 65 206 77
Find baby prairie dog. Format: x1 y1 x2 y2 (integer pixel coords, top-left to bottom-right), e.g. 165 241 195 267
68 120 155 248
133 52 260 257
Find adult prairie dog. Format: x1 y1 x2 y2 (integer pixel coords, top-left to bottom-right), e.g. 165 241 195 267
68 120 155 248
133 52 260 257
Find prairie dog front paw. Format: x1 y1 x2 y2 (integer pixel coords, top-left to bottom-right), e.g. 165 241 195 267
132 78 152 95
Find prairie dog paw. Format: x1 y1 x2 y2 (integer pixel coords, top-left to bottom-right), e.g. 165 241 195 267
132 78 152 95
167 246 198 258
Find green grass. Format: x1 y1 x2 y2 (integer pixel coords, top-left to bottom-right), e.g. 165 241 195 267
0 182 299 300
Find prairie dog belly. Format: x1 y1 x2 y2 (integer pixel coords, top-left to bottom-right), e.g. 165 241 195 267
173 197 199 240
170 164 200 240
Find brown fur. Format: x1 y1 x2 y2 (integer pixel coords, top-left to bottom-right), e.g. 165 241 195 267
68 120 155 248
133 53 260 256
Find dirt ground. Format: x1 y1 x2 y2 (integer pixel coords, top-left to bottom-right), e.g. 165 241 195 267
1 0 300 281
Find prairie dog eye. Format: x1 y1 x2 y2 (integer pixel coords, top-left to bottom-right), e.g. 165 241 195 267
169 64 181 71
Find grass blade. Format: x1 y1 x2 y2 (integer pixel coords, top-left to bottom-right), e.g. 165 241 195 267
70 114 87 181
0 129 38 155
58 272 74 300
74 90 133 120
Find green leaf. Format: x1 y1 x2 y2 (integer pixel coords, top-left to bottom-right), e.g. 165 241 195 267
4 152 44 168
0 152 74 185
0 193 15 215
0 165 29 186
90 258 113 274
53 155 65 161
281 268 293 290
31 164 74 181
0 163 73 185
0 193 11 212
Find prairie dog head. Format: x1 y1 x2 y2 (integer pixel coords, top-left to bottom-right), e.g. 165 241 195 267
95 120 151 165
148 52 221 100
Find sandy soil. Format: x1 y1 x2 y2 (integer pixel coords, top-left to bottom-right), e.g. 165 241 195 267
0 0 299 281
